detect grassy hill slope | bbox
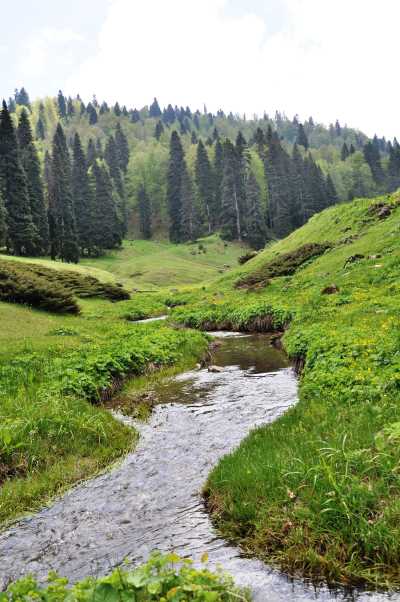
[171,192,400,587]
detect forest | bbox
[1,87,400,263]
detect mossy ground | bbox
[171,193,400,588]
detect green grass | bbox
[171,192,400,588]
[1,235,246,292]
[0,291,208,526]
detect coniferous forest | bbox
[1,87,400,261]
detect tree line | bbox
[144,125,338,250]
[0,100,129,262]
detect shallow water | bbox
[0,333,397,601]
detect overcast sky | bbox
[1,0,399,139]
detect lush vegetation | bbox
[1,552,249,602]
[170,192,400,588]
[2,88,400,267]
[0,288,208,524]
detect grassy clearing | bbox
[171,192,400,588]
[2,552,250,602]
[0,291,208,526]
[1,235,246,292]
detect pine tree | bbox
[155,120,164,141]
[341,142,349,161]
[17,109,49,255]
[115,123,130,172]
[195,140,214,234]
[245,171,267,250]
[296,123,309,149]
[167,131,185,243]
[50,124,80,263]
[0,101,37,255]
[149,97,162,118]
[57,90,67,118]
[72,133,93,255]
[137,184,152,239]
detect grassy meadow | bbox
[170,192,400,587]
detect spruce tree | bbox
[191,131,198,145]
[87,138,97,168]
[220,140,239,240]
[86,102,98,125]
[245,171,267,250]
[155,120,164,141]
[137,184,152,239]
[166,131,185,243]
[0,101,37,255]
[50,124,80,263]
[363,141,385,185]
[149,97,162,118]
[213,138,224,224]
[15,88,31,108]
[72,133,93,255]
[195,140,214,234]
[36,117,46,140]
[115,123,130,172]
[181,164,200,243]
[105,135,127,236]
[341,142,349,161]
[296,123,309,149]
[67,97,75,118]
[57,90,67,118]
[0,190,7,248]
[17,109,49,255]
[114,102,121,117]
[91,161,122,250]
[131,109,140,123]
[326,173,338,204]
[387,140,400,192]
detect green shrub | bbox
[1,552,250,601]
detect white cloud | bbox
[67,0,400,138]
[19,28,84,80]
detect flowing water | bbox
[0,333,397,601]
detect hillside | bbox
[171,192,400,587]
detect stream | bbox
[0,333,397,601]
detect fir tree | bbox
[57,90,67,118]
[86,102,98,125]
[341,142,349,161]
[0,101,37,255]
[213,138,224,224]
[195,140,214,234]
[15,87,30,108]
[326,173,338,204]
[166,131,185,243]
[105,135,127,236]
[0,190,7,248]
[220,139,240,241]
[181,164,199,242]
[131,109,141,123]
[149,97,162,118]
[115,123,130,172]
[17,109,49,255]
[137,184,152,239]
[50,123,80,263]
[296,123,309,149]
[91,161,122,250]
[72,133,93,255]
[245,171,267,250]
[36,117,46,140]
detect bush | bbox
[1,552,250,601]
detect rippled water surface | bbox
[0,333,397,601]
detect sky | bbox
[1,0,399,139]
